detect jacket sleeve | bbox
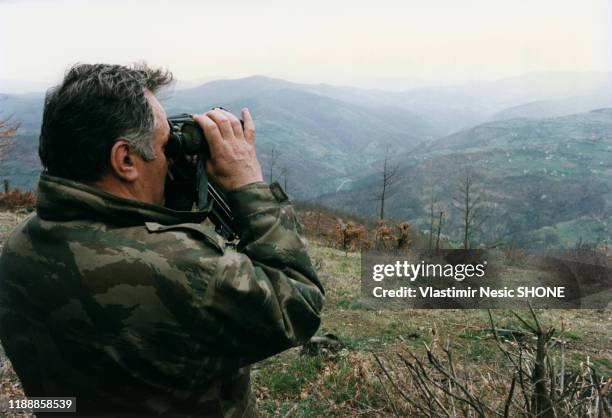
[187,182,324,372]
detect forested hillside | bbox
[321,109,612,247]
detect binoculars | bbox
[165,113,238,241]
[166,111,245,160]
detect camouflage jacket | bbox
[0,173,324,417]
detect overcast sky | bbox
[1,0,611,89]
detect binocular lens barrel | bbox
[166,114,210,159]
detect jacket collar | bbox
[36,173,211,226]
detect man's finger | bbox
[217,108,244,139]
[193,114,224,157]
[241,108,255,144]
[207,109,235,140]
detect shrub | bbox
[0,189,36,210]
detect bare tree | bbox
[374,307,608,417]
[423,160,446,250]
[266,146,281,184]
[452,168,487,249]
[376,148,400,220]
[0,118,18,198]
[428,185,436,250]
[435,210,444,251]
[0,118,18,162]
[279,166,290,192]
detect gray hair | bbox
[40,62,173,181]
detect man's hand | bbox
[193,108,263,191]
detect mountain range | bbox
[1,72,610,246]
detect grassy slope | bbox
[253,242,611,416]
[0,213,609,417]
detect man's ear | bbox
[109,140,139,182]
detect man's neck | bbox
[90,176,148,204]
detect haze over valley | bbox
[1,71,611,247]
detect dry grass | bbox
[0,211,28,250]
[0,214,609,417]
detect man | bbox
[0,63,324,417]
